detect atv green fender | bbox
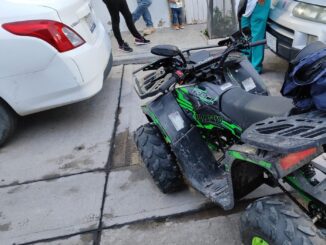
[142,92,235,210]
[224,145,277,178]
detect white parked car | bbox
[0,0,112,146]
[267,0,326,60]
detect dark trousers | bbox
[103,0,142,46]
[171,7,183,25]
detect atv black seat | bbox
[188,50,211,64]
[221,87,293,130]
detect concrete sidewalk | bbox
[112,24,209,65]
[0,23,292,244]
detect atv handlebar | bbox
[249,40,267,47]
[133,33,267,99]
[159,75,178,92]
[158,39,267,91]
[159,71,185,92]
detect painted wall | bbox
[91,0,208,31]
[184,0,208,24]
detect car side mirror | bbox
[151,45,181,57]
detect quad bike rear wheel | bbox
[240,195,325,245]
[134,123,185,193]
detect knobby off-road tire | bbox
[240,195,325,245]
[134,123,185,193]
[0,101,17,147]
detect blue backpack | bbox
[281,42,326,111]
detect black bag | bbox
[281,42,326,111]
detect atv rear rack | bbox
[241,110,326,153]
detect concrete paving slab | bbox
[102,164,282,228]
[112,65,149,168]
[0,172,105,244]
[102,165,209,227]
[116,65,148,135]
[112,24,208,65]
[261,49,288,96]
[0,66,122,186]
[38,233,95,245]
[101,213,241,245]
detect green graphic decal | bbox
[228,150,272,169]
[192,87,218,105]
[221,120,242,137]
[195,114,223,125]
[252,237,269,245]
[175,88,242,137]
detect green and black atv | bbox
[133,31,326,244]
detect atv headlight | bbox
[293,3,326,24]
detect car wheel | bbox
[0,101,17,147]
[134,123,185,193]
[240,196,325,245]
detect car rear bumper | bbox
[3,21,112,116]
[13,50,112,116]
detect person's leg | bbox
[141,0,154,27]
[142,7,155,35]
[133,0,146,23]
[171,8,179,29]
[249,0,271,73]
[133,0,154,35]
[177,8,184,27]
[119,0,143,39]
[103,0,124,46]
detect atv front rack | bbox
[134,67,167,99]
[241,110,326,153]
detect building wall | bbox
[184,0,208,24]
[91,0,208,31]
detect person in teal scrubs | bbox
[241,0,271,74]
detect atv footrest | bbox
[171,127,234,210]
[242,111,326,153]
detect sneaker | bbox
[119,42,133,52]
[135,37,150,45]
[179,25,185,29]
[143,27,156,35]
[150,27,156,34]
[172,25,180,30]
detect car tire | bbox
[0,101,17,147]
[134,123,185,193]
[240,195,325,245]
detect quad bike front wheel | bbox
[240,195,325,245]
[134,123,185,193]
